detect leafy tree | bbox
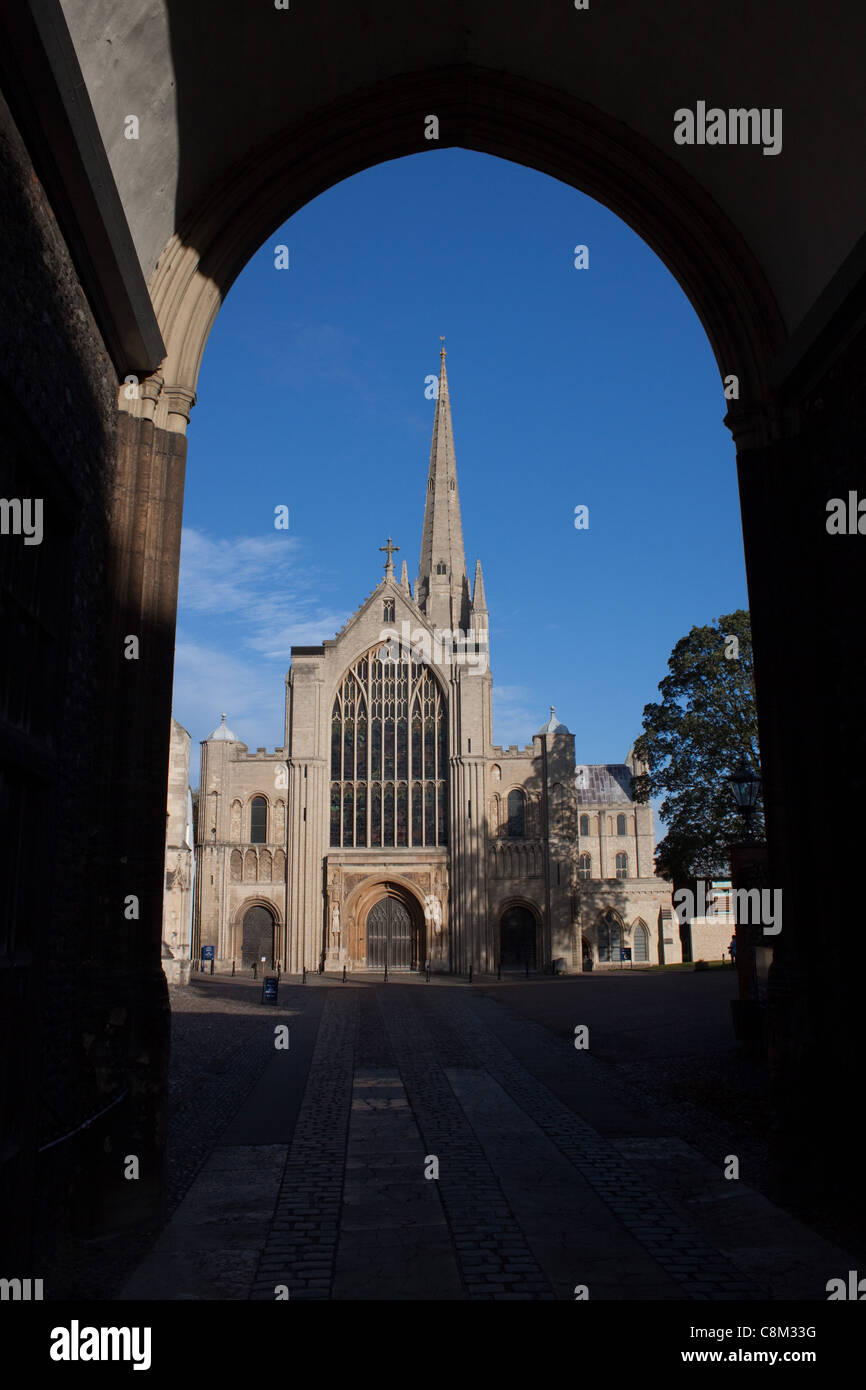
[631,610,762,880]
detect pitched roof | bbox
[575,764,635,804]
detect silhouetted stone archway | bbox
[4,2,866,1270]
[499,905,540,971]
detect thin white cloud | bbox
[174,528,349,753]
[492,684,541,750]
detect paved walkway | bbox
[120,975,858,1301]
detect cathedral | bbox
[191,349,677,974]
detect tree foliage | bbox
[631,610,762,881]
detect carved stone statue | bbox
[331,901,341,943]
[424,894,442,934]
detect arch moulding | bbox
[342,873,430,965]
[121,65,785,443]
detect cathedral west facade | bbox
[192,350,677,974]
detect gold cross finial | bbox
[379,537,400,571]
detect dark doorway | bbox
[499,906,537,970]
[366,897,415,970]
[242,905,275,967]
[582,938,594,972]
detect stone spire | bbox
[416,340,469,631]
[400,559,411,597]
[471,558,487,613]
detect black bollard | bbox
[210,959,214,975]
[231,960,235,977]
[425,960,430,983]
[342,965,347,983]
[302,966,307,985]
[253,961,257,980]
[384,963,388,984]
[469,965,472,983]
[497,962,501,981]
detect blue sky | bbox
[174,148,748,793]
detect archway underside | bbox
[125,65,785,440]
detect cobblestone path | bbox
[120,976,858,1302]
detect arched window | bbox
[507,789,525,838]
[633,920,649,962]
[578,852,592,880]
[579,814,590,837]
[598,912,622,963]
[250,796,267,844]
[617,812,628,836]
[491,763,501,782]
[329,646,447,847]
[615,851,628,880]
[435,560,447,574]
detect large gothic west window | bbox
[329,647,448,848]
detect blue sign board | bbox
[262,976,279,1004]
[201,945,215,961]
[621,948,632,962]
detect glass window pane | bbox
[331,712,341,779]
[250,796,267,844]
[370,782,381,845]
[355,783,367,845]
[396,783,408,845]
[371,720,382,778]
[397,718,408,780]
[356,719,367,781]
[411,782,423,845]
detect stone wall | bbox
[0,87,169,1274]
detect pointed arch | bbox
[597,908,625,963]
[633,919,650,963]
[329,644,447,848]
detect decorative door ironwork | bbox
[366,897,415,970]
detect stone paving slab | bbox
[446,1067,684,1301]
[117,975,862,1302]
[119,1145,287,1299]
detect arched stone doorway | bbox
[499,905,538,971]
[353,881,426,971]
[366,898,414,971]
[241,904,275,967]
